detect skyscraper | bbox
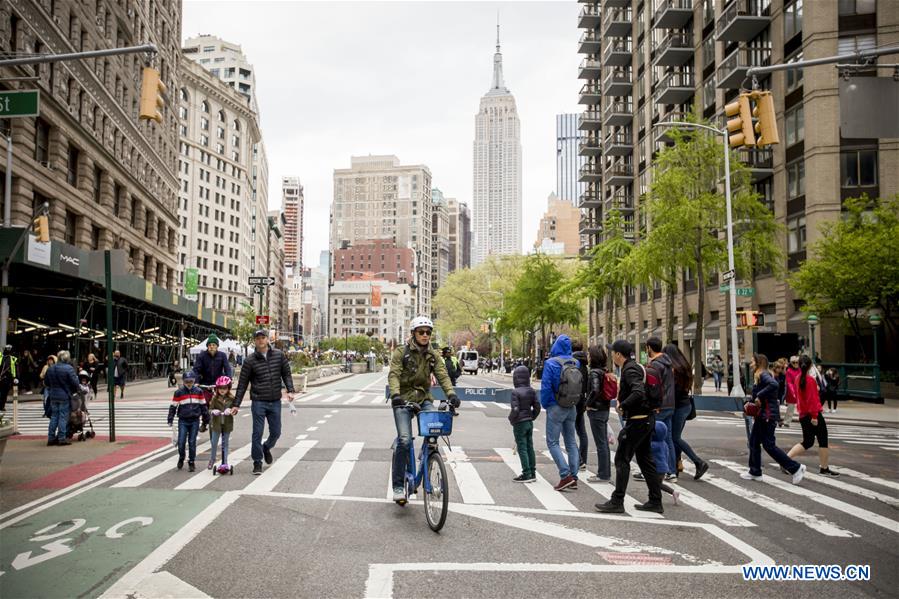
[447,198,471,272]
[431,189,451,307]
[282,177,303,270]
[472,25,522,265]
[183,35,259,114]
[555,113,585,204]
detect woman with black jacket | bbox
[663,344,708,481]
[743,353,805,484]
[585,345,612,482]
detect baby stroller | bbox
[68,387,96,442]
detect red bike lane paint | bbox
[15,436,170,490]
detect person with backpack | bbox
[571,339,590,472]
[539,334,582,492]
[663,344,709,480]
[596,339,663,513]
[585,345,615,482]
[508,364,541,482]
[638,337,676,481]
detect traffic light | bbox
[736,310,765,328]
[139,67,166,123]
[752,91,780,147]
[32,214,49,243]
[725,93,756,148]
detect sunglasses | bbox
[414,329,432,336]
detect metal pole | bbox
[722,131,744,399]
[0,44,157,68]
[0,133,12,350]
[809,324,816,360]
[745,46,899,78]
[105,250,115,442]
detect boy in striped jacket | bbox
[167,370,210,472]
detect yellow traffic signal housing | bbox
[753,91,780,147]
[139,67,166,123]
[725,94,756,148]
[32,214,49,243]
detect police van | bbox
[457,350,479,375]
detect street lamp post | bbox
[868,313,882,365]
[656,120,744,398]
[807,314,819,360]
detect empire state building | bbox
[472,26,522,265]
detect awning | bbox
[704,319,721,333]
[788,311,807,322]
[683,322,697,341]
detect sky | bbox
[183,0,582,268]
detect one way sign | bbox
[248,276,276,285]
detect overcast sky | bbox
[183,1,581,267]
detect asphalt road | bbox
[2,371,897,598]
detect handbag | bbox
[743,400,760,418]
[686,394,697,420]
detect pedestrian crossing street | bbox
[104,432,899,541]
[694,414,899,450]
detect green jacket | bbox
[388,340,455,404]
[209,392,235,433]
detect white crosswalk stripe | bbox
[175,443,253,490]
[441,446,494,505]
[314,442,364,496]
[496,447,577,511]
[113,440,213,488]
[468,401,486,409]
[14,401,171,437]
[832,466,899,492]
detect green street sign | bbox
[0,90,40,118]
[720,285,754,296]
[719,284,730,292]
[184,267,198,300]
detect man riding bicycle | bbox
[388,316,459,504]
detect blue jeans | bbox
[671,403,702,465]
[392,401,433,489]
[656,408,677,473]
[748,417,799,476]
[545,403,579,479]
[177,418,200,463]
[48,399,70,441]
[587,409,611,479]
[712,372,723,390]
[251,401,282,463]
[210,429,230,465]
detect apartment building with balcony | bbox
[578,0,898,365]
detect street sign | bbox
[184,267,198,301]
[720,285,754,296]
[722,269,735,282]
[719,284,731,293]
[252,285,265,295]
[255,315,270,325]
[0,90,40,118]
[248,276,276,285]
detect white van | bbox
[457,350,479,375]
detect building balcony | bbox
[579,58,603,80]
[654,0,694,29]
[580,216,602,235]
[602,68,633,96]
[716,0,771,42]
[579,135,603,157]
[604,129,633,156]
[653,32,693,67]
[653,112,689,142]
[578,30,602,55]
[717,46,771,89]
[736,147,774,181]
[579,162,603,183]
[602,101,633,127]
[604,161,634,186]
[603,8,633,38]
[578,4,602,29]
[578,82,602,105]
[578,189,603,209]
[579,109,602,131]
[602,0,632,7]
[603,39,633,67]
[608,194,636,212]
[653,70,694,104]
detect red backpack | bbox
[602,372,619,403]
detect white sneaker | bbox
[672,489,680,506]
[740,472,763,481]
[393,488,406,502]
[792,464,806,485]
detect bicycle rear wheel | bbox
[423,449,448,532]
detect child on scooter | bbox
[208,375,235,472]
[167,370,209,472]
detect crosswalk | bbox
[13,401,171,437]
[294,391,510,411]
[102,435,899,541]
[694,414,899,450]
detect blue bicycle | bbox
[396,402,456,532]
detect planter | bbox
[291,373,308,392]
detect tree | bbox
[790,195,899,361]
[643,121,783,391]
[507,253,583,357]
[231,302,257,354]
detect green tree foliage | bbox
[790,195,899,360]
[318,335,388,360]
[507,253,583,354]
[231,302,257,352]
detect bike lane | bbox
[0,487,220,598]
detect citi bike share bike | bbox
[395,401,457,532]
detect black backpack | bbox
[640,363,664,411]
[553,357,583,408]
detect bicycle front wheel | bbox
[423,449,448,532]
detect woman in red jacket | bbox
[787,355,839,476]
[782,356,801,427]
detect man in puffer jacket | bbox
[508,365,540,483]
[168,370,210,472]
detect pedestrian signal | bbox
[736,310,765,328]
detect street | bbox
[1,371,897,598]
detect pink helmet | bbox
[215,376,232,388]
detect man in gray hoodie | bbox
[509,365,540,482]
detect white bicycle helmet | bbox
[410,315,433,331]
